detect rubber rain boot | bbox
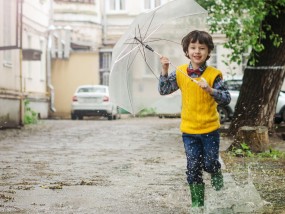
[189,183,205,207]
[211,170,224,191]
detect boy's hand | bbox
[198,77,213,94]
[160,56,170,76]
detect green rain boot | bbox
[211,170,224,191]
[189,183,205,207]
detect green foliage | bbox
[24,100,38,124]
[231,142,285,159]
[196,0,285,65]
[137,108,157,117]
[232,142,254,157]
[256,148,285,159]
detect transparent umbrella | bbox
[109,0,208,114]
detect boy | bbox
[159,30,231,208]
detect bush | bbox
[24,100,38,124]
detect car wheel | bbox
[115,107,121,119]
[282,110,285,123]
[71,113,77,120]
[218,106,229,124]
[108,114,113,120]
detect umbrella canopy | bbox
[109,0,208,114]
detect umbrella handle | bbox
[172,63,199,83]
[153,50,198,84]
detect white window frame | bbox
[107,0,126,13]
[99,50,112,85]
[143,0,161,10]
[100,51,112,71]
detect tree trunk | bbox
[228,9,285,140]
[233,126,269,153]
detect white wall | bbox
[22,0,50,119]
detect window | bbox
[54,0,95,3]
[144,0,161,10]
[78,87,106,93]
[99,51,112,85]
[108,0,126,12]
[100,52,112,70]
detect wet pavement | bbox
[0,116,282,213]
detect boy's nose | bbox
[195,49,200,53]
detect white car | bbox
[218,79,285,124]
[71,85,120,120]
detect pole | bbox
[19,0,24,126]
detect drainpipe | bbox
[47,0,56,113]
[102,0,107,45]
[47,26,56,113]
[19,0,24,126]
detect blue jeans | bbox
[182,130,221,184]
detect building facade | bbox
[101,0,245,81]
[21,0,51,119]
[0,0,22,128]
[49,0,102,118]
[0,0,50,128]
[0,0,249,126]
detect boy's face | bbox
[187,41,209,69]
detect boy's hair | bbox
[181,30,214,60]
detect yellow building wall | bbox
[50,52,99,118]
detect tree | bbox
[196,0,285,137]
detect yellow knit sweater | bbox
[176,64,222,134]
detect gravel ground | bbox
[0,117,285,214]
[0,117,190,214]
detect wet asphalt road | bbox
[0,117,193,214]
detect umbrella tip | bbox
[134,37,143,44]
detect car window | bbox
[225,80,242,91]
[78,87,106,93]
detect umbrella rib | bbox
[115,11,157,65]
[118,10,156,63]
[126,65,135,114]
[137,45,159,80]
[145,38,180,45]
[141,10,156,44]
[114,45,140,63]
[136,26,150,67]
[125,40,143,114]
[136,31,199,83]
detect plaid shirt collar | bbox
[188,62,207,75]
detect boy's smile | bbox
[187,42,209,69]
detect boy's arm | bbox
[211,76,231,105]
[158,71,179,95]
